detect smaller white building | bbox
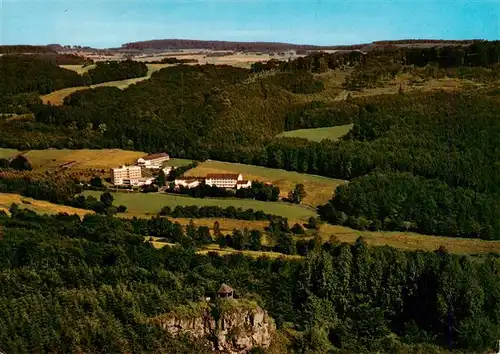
[137,152,170,169]
[125,177,155,187]
[174,178,201,189]
[162,166,173,176]
[236,180,252,189]
[205,173,243,189]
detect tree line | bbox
[0,209,499,352]
[159,204,281,221]
[168,180,280,202]
[318,171,500,240]
[81,60,148,85]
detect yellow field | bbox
[0,193,92,217]
[198,244,302,259]
[317,224,500,255]
[42,63,172,105]
[0,148,145,171]
[135,51,301,69]
[146,236,300,259]
[184,160,346,206]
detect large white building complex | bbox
[110,165,154,186]
[136,152,170,169]
[205,173,251,189]
[111,165,141,185]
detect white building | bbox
[127,177,155,187]
[137,152,170,169]
[205,173,251,189]
[174,178,201,189]
[111,165,142,185]
[162,166,173,176]
[236,180,252,189]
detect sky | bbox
[1,0,499,48]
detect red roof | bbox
[141,152,169,160]
[206,173,241,180]
[236,180,250,184]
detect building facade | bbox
[136,152,170,168]
[174,178,201,189]
[236,180,252,189]
[205,173,243,189]
[111,165,142,185]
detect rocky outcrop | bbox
[151,299,275,354]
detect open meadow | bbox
[164,158,193,167]
[278,124,354,142]
[0,193,91,217]
[184,160,346,206]
[41,63,172,105]
[0,148,145,171]
[59,64,96,74]
[156,217,500,255]
[83,190,316,221]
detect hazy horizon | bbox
[1,0,499,49]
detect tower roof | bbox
[218,283,234,294]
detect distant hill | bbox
[0,45,55,54]
[121,39,480,52]
[121,39,367,52]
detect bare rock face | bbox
[151,299,275,354]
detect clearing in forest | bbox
[161,217,500,255]
[147,238,302,259]
[277,124,354,142]
[184,160,346,206]
[0,148,144,171]
[83,190,316,221]
[59,64,96,74]
[318,224,500,255]
[41,63,172,105]
[0,193,92,217]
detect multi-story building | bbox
[205,173,252,189]
[111,165,142,185]
[128,177,155,187]
[174,178,202,189]
[136,152,170,169]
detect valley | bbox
[1,38,500,353]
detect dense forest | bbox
[82,60,148,85]
[0,210,499,353]
[1,43,500,241]
[0,55,82,96]
[0,45,55,54]
[120,38,364,51]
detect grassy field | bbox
[0,193,91,217]
[317,224,500,255]
[83,191,316,221]
[60,64,96,74]
[41,63,172,105]
[164,158,193,167]
[184,160,346,206]
[0,148,145,171]
[197,244,302,259]
[278,124,354,142]
[153,217,500,255]
[147,238,302,259]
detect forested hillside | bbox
[1,210,499,353]
[0,55,82,96]
[1,43,500,241]
[82,60,148,85]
